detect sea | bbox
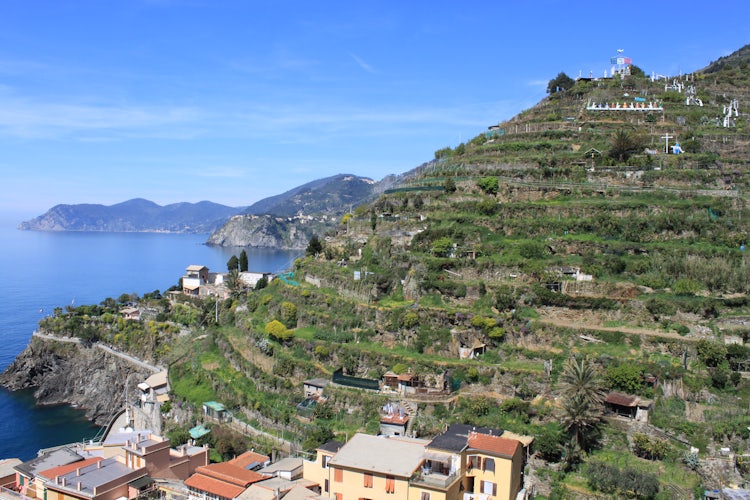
[0,215,300,460]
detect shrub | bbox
[633,433,669,460]
[673,278,702,296]
[696,340,727,367]
[265,320,294,341]
[476,176,499,195]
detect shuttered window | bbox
[363,472,373,488]
[385,475,395,494]
[334,468,343,482]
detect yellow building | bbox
[463,432,523,500]
[303,426,531,500]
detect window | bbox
[482,480,497,496]
[363,472,373,488]
[468,455,482,470]
[421,492,431,500]
[322,455,331,468]
[335,493,343,500]
[334,468,343,482]
[324,479,329,493]
[385,475,395,494]
[483,457,495,472]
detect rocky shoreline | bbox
[0,336,153,426]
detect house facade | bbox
[464,432,524,500]
[303,426,531,500]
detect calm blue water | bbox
[0,219,299,460]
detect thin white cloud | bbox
[349,52,376,74]
[0,95,200,139]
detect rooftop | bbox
[316,440,344,454]
[15,447,83,478]
[258,457,302,475]
[39,457,103,480]
[229,450,270,471]
[48,457,146,498]
[303,378,329,388]
[328,434,428,477]
[427,423,504,453]
[467,432,520,459]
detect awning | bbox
[424,451,453,462]
[129,476,155,490]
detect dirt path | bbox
[534,317,702,342]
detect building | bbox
[326,434,429,500]
[302,379,329,399]
[182,265,210,296]
[120,307,141,321]
[258,458,303,481]
[121,433,208,481]
[604,392,653,422]
[464,432,524,500]
[43,456,148,500]
[203,401,229,422]
[184,460,266,500]
[0,459,21,492]
[379,403,410,437]
[137,371,170,405]
[303,426,532,500]
[302,441,343,498]
[14,447,84,498]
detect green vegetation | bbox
[39,49,750,493]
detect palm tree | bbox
[559,357,606,452]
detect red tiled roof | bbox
[196,462,265,486]
[185,473,247,499]
[229,450,270,470]
[380,413,409,425]
[605,392,640,407]
[467,432,520,458]
[39,457,103,479]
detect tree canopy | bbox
[547,72,575,94]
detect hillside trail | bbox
[533,316,701,343]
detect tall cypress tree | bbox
[239,249,248,272]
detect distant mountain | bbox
[244,174,378,217]
[205,174,389,248]
[18,198,243,233]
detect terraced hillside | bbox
[20,46,750,498]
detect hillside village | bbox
[2,45,750,500]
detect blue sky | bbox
[1,1,748,219]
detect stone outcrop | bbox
[0,337,152,426]
[206,214,317,249]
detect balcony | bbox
[411,469,460,489]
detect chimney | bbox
[97,460,102,469]
[77,482,82,492]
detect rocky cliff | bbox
[0,337,152,426]
[206,214,319,249]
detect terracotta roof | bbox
[380,413,409,425]
[229,451,270,470]
[185,473,248,499]
[197,462,265,486]
[467,432,520,458]
[39,457,103,479]
[605,392,640,407]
